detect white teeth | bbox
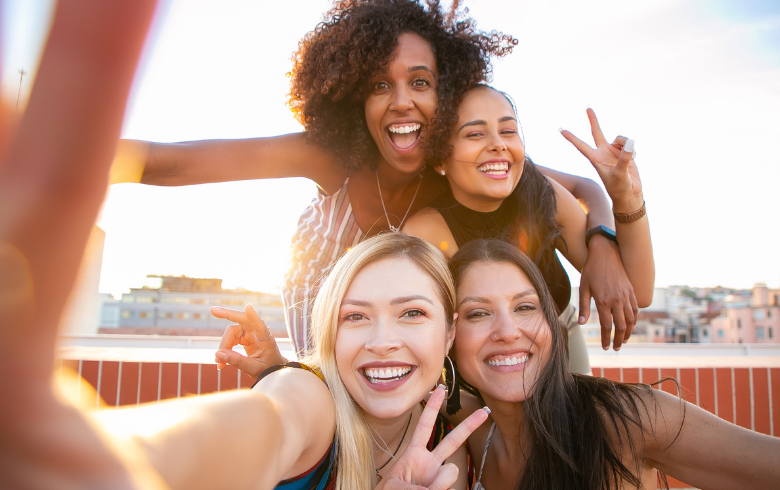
[477,162,509,174]
[486,354,529,367]
[364,366,412,383]
[389,124,421,134]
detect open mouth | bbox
[477,162,510,176]
[486,353,529,367]
[362,366,414,384]
[388,123,422,150]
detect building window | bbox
[120,310,132,319]
[757,327,765,340]
[718,330,724,338]
[753,309,765,320]
[702,328,708,337]
[139,311,152,319]
[158,311,173,320]
[655,329,661,337]
[770,328,774,339]
[176,312,190,320]
[121,296,134,303]
[136,296,156,303]
[193,313,206,320]
[737,319,742,329]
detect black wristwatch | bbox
[585,225,618,247]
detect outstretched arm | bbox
[113,133,348,193]
[642,390,780,490]
[0,1,158,488]
[560,109,654,307]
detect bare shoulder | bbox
[255,366,336,478]
[403,208,458,258]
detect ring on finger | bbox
[255,330,272,342]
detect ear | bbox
[445,313,457,352]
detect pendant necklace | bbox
[370,411,413,482]
[375,170,423,233]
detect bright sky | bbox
[3,0,780,295]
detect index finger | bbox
[587,108,608,146]
[407,385,447,450]
[431,407,489,463]
[210,306,248,323]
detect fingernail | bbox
[603,345,609,351]
[632,150,637,159]
[558,127,564,133]
[615,346,621,351]
[437,383,446,391]
[215,351,227,362]
[482,406,491,414]
[578,316,585,324]
[623,139,635,153]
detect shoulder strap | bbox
[476,422,496,483]
[251,361,326,388]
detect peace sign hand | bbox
[377,386,489,490]
[212,304,287,378]
[559,109,644,213]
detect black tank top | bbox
[432,188,571,314]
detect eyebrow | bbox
[458,289,537,306]
[341,295,434,307]
[457,115,516,133]
[409,65,436,77]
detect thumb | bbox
[578,284,591,325]
[214,348,263,378]
[427,463,459,490]
[615,138,634,175]
[376,477,428,490]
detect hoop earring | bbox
[445,355,456,400]
[443,355,461,415]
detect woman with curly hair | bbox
[115,0,635,361]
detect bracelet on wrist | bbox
[586,225,618,247]
[614,201,646,224]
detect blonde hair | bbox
[303,233,455,489]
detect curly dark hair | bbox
[288,0,516,171]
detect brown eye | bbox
[401,309,425,319]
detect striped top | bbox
[282,178,363,356]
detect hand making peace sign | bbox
[559,108,644,213]
[376,386,489,490]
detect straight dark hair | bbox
[449,239,670,490]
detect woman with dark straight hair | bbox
[446,239,780,490]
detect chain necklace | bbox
[370,411,413,482]
[375,170,423,233]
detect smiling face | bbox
[364,32,439,175]
[442,87,525,212]
[453,261,551,403]
[335,256,454,419]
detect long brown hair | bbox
[449,239,669,490]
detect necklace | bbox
[375,170,423,233]
[370,411,414,482]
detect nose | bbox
[364,316,403,356]
[487,131,507,153]
[491,309,523,343]
[389,85,414,113]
